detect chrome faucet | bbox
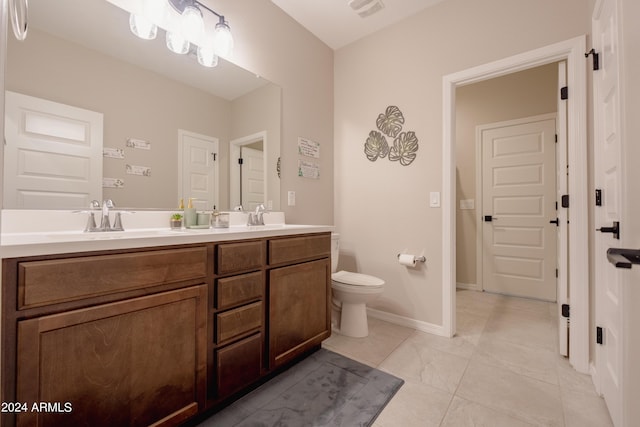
[247,204,265,226]
[77,199,130,232]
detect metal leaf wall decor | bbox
[364,105,419,166]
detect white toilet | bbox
[331,233,384,338]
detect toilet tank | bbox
[331,233,339,273]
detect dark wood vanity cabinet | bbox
[212,240,266,399]
[1,232,331,426]
[267,234,332,368]
[2,246,210,427]
[16,286,207,427]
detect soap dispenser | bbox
[184,198,197,228]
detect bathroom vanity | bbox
[0,220,332,427]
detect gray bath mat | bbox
[196,348,404,426]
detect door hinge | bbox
[561,195,569,208]
[560,86,568,100]
[238,158,244,165]
[561,304,570,318]
[212,153,217,162]
[596,326,604,345]
[595,189,602,206]
[585,48,600,71]
[555,134,558,143]
[555,268,558,278]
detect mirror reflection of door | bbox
[230,131,267,211]
[240,145,265,212]
[178,130,219,211]
[4,91,103,209]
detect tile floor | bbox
[322,290,614,427]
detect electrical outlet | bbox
[288,191,296,206]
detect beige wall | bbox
[455,63,558,286]
[213,0,334,224]
[621,0,640,421]
[334,0,591,327]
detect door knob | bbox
[550,218,560,226]
[597,221,620,240]
[484,215,497,222]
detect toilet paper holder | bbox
[397,254,426,263]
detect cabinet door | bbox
[215,333,262,398]
[16,285,207,427]
[268,259,330,368]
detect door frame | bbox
[442,35,589,373]
[229,131,268,210]
[475,113,559,299]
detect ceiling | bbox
[271,0,447,50]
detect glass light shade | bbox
[143,0,166,22]
[214,21,234,58]
[197,45,219,67]
[129,13,157,40]
[181,5,204,42]
[166,31,189,54]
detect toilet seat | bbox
[331,270,384,287]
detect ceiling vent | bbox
[347,0,385,18]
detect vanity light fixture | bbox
[213,17,234,59]
[128,0,234,65]
[129,13,158,40]
[180,3,205,42]
[166,30,190,54]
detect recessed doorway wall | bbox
[455,64,559,294]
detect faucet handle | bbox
[72,210,98,232]
[111,211,135,231]
[89,200,100,209]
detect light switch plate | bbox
[430,192,440,208]
[287,191,296,206]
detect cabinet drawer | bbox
[216,272,263,309]
[216,301,262,343]
[216,333,262,398]
[268,234,330,265]
[17,247,208,309]
[216,241,264,275]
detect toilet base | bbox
[335,302,369,338]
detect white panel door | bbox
[481,116,557,301]
[4,91,103,208]
[178,130,218,211]
[594,0,623,424]
[240,147,264,212]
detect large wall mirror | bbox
[3,0,281,211]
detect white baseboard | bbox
[456,282,481,291]
[590,362,602,396]
[366,307,447,337]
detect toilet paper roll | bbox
[398,254,416,267]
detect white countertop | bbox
[0,210,333,258]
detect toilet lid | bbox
[332,270,385,287]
